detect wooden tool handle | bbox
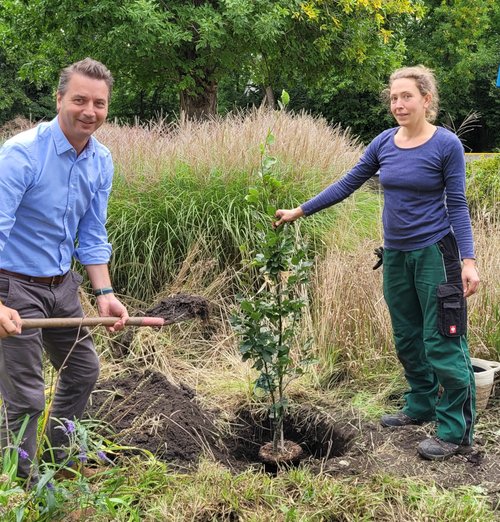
[21,316,166,329]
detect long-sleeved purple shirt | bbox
[301,126,475,259]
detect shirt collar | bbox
[50,116,96,158]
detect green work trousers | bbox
[383,233,475,445]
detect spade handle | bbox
[21,316,166,329]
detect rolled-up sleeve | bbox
[74,154,113,265]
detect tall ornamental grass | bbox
[99,109,363,301]
[309,220,500,386]
[102,108,362,184]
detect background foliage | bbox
[1,0,498,149]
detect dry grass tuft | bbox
[308,218,500,385]
[467,221,500,358]
[0,116,35,140]
[310,238,394,382]
[99,107,363,185]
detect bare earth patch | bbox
[87,368,500,508]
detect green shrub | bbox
[466,156,500,222]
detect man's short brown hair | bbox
[57,58,114,99]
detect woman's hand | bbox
[274,207,305,228]
[462,259,480,298]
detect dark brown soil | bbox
[87,370,227,466]
[87,368,500,508]
[113,293,210,355]
[146,293,210,323]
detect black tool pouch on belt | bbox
[436,284,467,337]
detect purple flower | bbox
[77,451,87,463]
[46,482,55,491]
[64,420,76,434]
[17,447,29,460]
[97,450,114,465]
[97,451,107,461]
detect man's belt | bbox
[0,269,68,285]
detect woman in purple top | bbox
[275,65,480,461]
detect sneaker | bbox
[380,411,424,427]
[417,436,472,461]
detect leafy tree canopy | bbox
[404,0,500,150]
[0,0,422,119]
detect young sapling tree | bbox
[231,92,313,463]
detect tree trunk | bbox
[179,78,218,121]
[261,85,276,109]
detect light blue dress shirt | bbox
[0,117,113,276]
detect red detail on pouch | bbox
[450,325,457,334]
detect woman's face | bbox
[389,78,430,128]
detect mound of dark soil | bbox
[87,369,226,465]
[113,293,210,355]
[146,293,210,323]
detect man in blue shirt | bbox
[0,58,128,484]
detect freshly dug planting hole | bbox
[228,406,355,466]
[87,369,356,472]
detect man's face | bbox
[57,73,109,151]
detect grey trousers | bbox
[0,271,99,478]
